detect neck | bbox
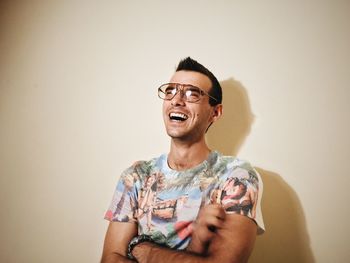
[167,138,211,171]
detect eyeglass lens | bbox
[159,84,202,102]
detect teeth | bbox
[169,112,188,120]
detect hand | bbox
[187,204,226,255]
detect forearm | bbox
[101,253,136,263]
[132,223,255,263]
[132,242,207,263]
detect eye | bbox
[165,86,176,95]
[185,87,201,99]
[161,85,178,99]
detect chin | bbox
[166,129,186,139]
[167,131,185,139]
[168,130,199,142]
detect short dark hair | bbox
[176,57,222,106]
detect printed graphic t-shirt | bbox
[105,151,265,250]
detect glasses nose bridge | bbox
[173,84,187,100]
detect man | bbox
[101,57,265,263]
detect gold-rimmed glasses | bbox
[157,83,217,103]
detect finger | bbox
[215,205,226,220]
[194,224,216,241]
[196,215,224,231]
[206,217,225,231]
[200,204,226,220]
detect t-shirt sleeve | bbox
[215,163,265,234]
[104,167,138,223]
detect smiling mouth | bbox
[169,112,188,122]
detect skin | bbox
[132,213,257,263]
[101,70,257,263]
[163,71,222,171]
[101,221,137,262]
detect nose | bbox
[171,87,186,106]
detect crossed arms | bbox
[101,204,257,263]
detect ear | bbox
[206,104,223,133]
[211,104,223,123]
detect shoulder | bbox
[120,155,165,179]
[213,154,265,231]
[213,152,256,171]
[213,152,261,185]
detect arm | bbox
[132,212,257,263]
[206,213,257,262]
[101,221,138,263]
[186,204,226,255]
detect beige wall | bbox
[1,1,349,262]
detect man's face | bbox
[162,70,220,142]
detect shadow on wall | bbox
[250,169,315,263]
[206,78,253,157]
[206,78,315,263]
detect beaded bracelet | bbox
[127,234,153,260]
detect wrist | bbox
[132,241,157,262]
[127,234,153,260]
